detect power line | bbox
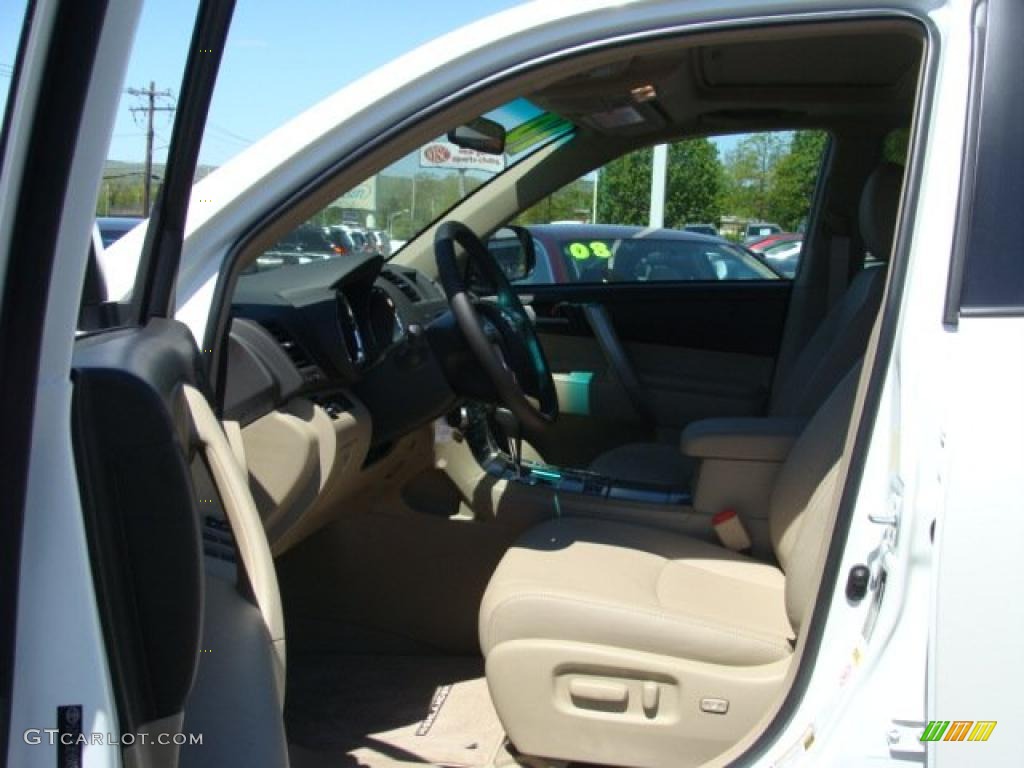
[126,81,175,215]
[207,122,252,145]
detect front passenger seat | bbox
[588,162,902,487]
[480,364,861,768]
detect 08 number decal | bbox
[567,241,612,260]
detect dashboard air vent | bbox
[259,321,323,383]
[380,269,422,303]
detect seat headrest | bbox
[858,162,904,261]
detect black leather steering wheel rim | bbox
[434,220,558,432]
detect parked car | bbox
[275,223,338,255]
[757,240,802,280]
[746,232,801,252]
[95,215,143,248]
[512,223,779,284]
[247,223,340,272]
[747,232,803,276]
[682,222,719,236]
[323,225,356,255]
[743,220,783,242]
[333,224,374,253]
[367,229,392,257]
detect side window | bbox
[77,0,199,329]
[0,1,30,131]
[511,130,828,284]
[953,0,1024,314]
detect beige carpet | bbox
[287,655,506,768]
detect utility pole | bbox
[649,144,668,229]
[126,81,174,216]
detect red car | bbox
[746,232,801,251]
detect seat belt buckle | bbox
[712,508,752,554]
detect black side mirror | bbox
[485,226,536,284]
[448,117,506,155]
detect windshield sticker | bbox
[505,112,574,156]
[566,241,613,260]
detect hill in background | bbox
[98,160,218,216]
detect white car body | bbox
[4,0,1020,767]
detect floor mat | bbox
[286,654,506,768]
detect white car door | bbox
[0,3,141,766]
[1,3,289,768]
[929,1,1024,765]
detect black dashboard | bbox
[230,254,456,445]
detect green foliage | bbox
[664,138,725,227]
[595,146,653,225]
[764,131,829,230]
[883,128,909,166]
[96,161,217,217]
[721,133,785,220]
[711,130,828,230]
[515,142,722,227]
[518,133,826,234]
[376,171,487,239]
[96,180,145,216]
[515,178,595,225]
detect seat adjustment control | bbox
[642,681,659,717]
[569,678,628,711]
[700,698,729,715]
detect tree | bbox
[665,138,724,226]
[764,131,828,230]
[595,147,653,225]
[722,133,786,219]
[515,178,595,225]
[588,138,725,227]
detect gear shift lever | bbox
[494,407,523,478]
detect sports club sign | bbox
[335,177,377,212]
[419,141,506,173]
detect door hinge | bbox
[869,475,904,578]
[862,475,903,637]
[869,474,903,529]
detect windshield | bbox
[247,98,573,273]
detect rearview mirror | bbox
[448,117,506,155]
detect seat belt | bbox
[827,235,852,309]
[582,303,655,425]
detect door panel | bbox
[521,282,790,467]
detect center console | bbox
[459,404,692,507]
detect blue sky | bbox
[0,0,527,167]
[1,1,745,170]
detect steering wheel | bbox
[434,221,558,432]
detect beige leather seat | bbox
[589,163,902,487]
[480,364,860,768]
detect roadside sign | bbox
[419,140,505,173]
